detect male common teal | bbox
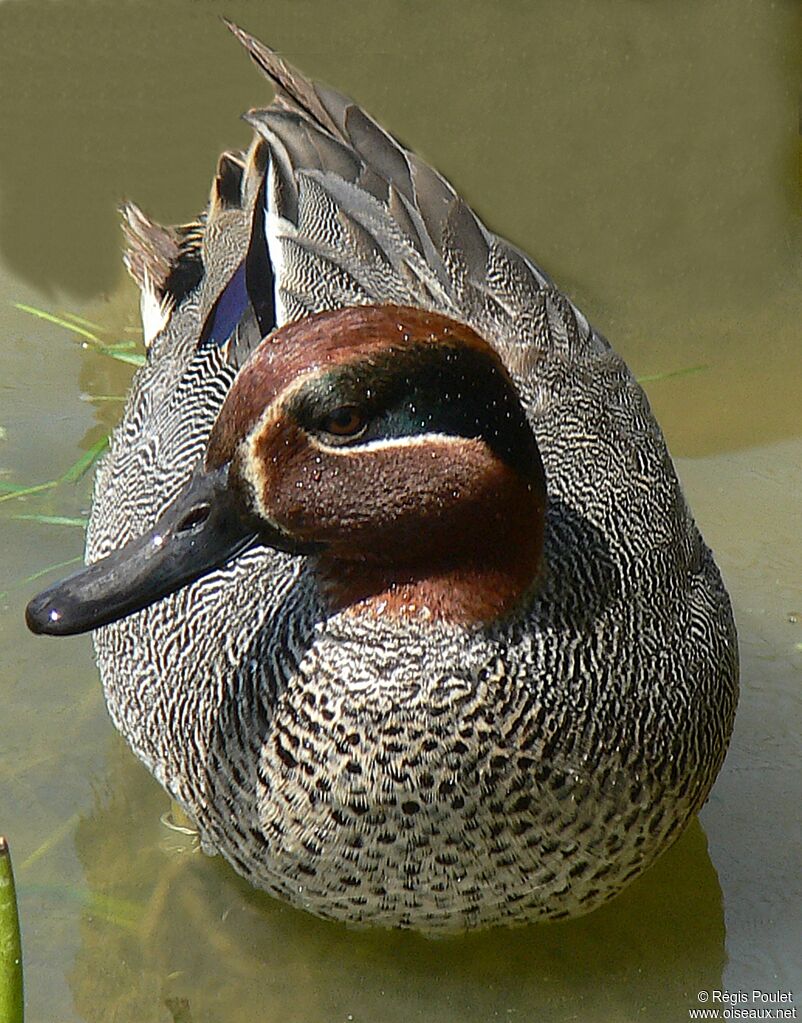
[26,25,738,931]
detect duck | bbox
[25,23,738,931]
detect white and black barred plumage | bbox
[84,25,737,930]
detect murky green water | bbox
[0,2,799,1020]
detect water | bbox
[0,2,799,1020]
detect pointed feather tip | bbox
[210,150,246,212]
[222,19,344,140]
[223,19,292,116]
[118,199,149,230]
[223,18,279,65]
[118,200,173,251]
[117,200,180,301]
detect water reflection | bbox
[70,739,724,1023]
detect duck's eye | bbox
[319,406,367,440]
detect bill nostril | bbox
[177,504,212,533]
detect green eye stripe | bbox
[288,344,540,478]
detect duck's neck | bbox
[313,483,546,626]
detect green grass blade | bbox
[95,347,146,367]
[0,837,24,1023]
[100,340,137,351]
[637,363,709,384]
[11,515,87,527]
[0,481,57,505]
[59,311,103,331]
[24,556,83,584]
[15,304,145,365]
[60,436,109,484]
[0,435,108,506]
[18,883,142,934]
[0,481,38,495]
[18,815,81,874]
[13,302,100,344]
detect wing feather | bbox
[224,22,600,380]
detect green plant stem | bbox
[11,515,87,527]
[14,302,144,365]
[13,302,100,343]
[0,837,24,1023]
[637,363,709,384]
[0,481,57,505]
[60,311,103,331]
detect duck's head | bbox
[26,306,546,635]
